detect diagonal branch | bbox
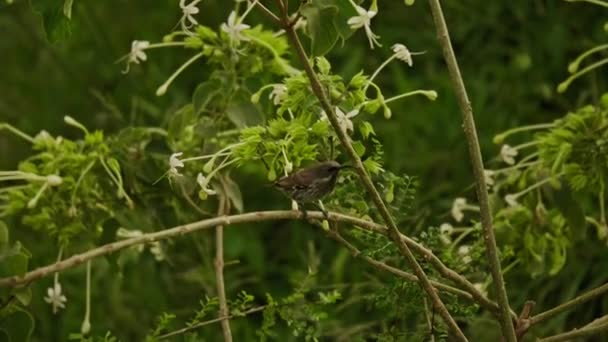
[537,315,608,342]
[324,228,473,300]
[529,282,608,326]
[279,8,467,341]
[426,0,517,340]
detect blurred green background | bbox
[1,0,607,341]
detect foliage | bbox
[0,0,607,341]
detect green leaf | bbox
[352,141,366,157]
[223,175,244,213]
[14,287,32,306]
[192,79,223,115]
[0,249,29,278]
[63,0,74,19]
[300,3,339,56]
[0,307,34,342]
[226,101,263,129]
[32,0,74,43]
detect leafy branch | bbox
[271,1,468,340]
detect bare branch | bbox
[530,282,608,326]
[325,229,472,300]
[215,182,232,342]
[280,8,468,342]
[537,315,608,342]
[426,0,517,340]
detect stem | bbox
[568,44,608,72]
[384,90,437,104]
[158,306,266,340]
[81,261,92,334]
[426,0,517,340]
[364,55,396,92]
[558,57,608,93]
[215,183,232,342]
[281,12,467,341]
[156,52,204,96]
[0,123,34,143]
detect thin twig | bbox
[215,180,232,342]
[158,305,266,340]
[537,317,608,342]
[426,1,517,340]
[529,282,608,326]
[251,1,281,24]
[279,6,467,341]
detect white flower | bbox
[392,44,412,66]
[197,172,217,195]
[129,40,149,65]
[221,11,251,43]
[484,169,495,186]
[458,245,472,264]
[321,107,359,134]
[440,223,453,235]
[180,0,201,34]
[44,282,67,314]
[347,3,381,49]
[439,223,453,244]
[285,160,293,174]
[500,144,518,165]
[451,197,467,222]
[269,84,287,105]
[169,152,185,176]
[504,194,519,207]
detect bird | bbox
[273,160,349,219]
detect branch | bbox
[0,210,501,318]
[426,1,517,340]
[280,9,468,342]
[537,315,608,342]
[158,305,266,340]
[325,228,473,301]
[529,282,608,326]
[215,183,232,342]
[360,220,514,320]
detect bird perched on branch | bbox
[273,160,350,219]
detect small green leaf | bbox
[300,3,339,56]
[63,0,74,19]
[352,141,366,157]
[192,79,223,114]
[223,176,244,213]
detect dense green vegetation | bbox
[0,0,607,341]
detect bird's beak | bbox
[339,164,354,170]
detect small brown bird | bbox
[274,160,349,218]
